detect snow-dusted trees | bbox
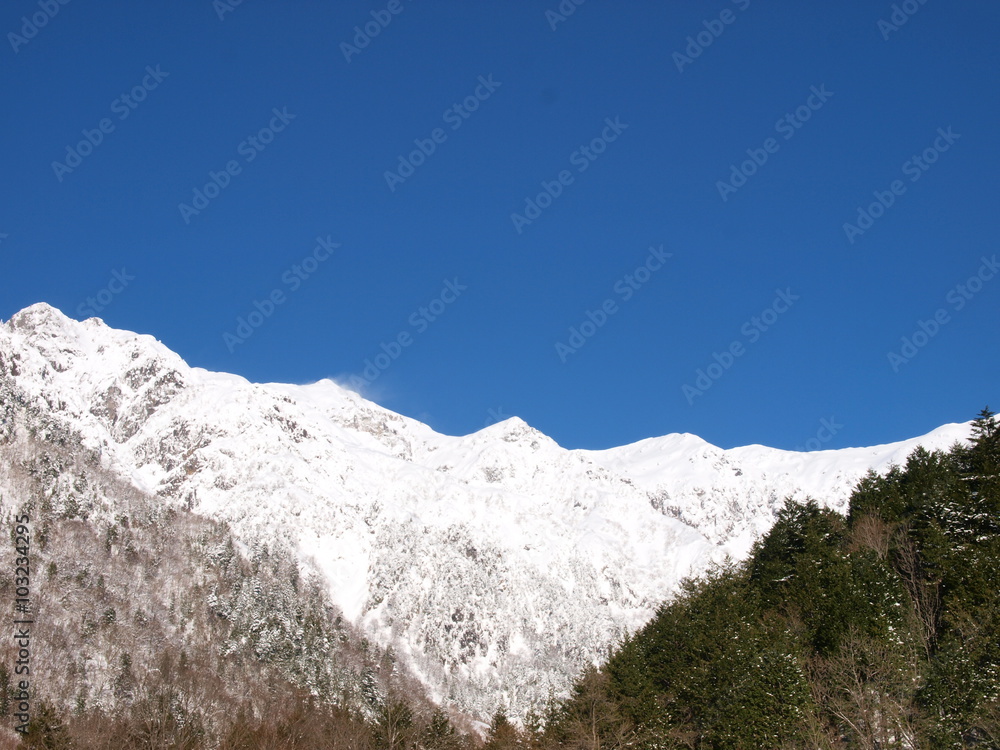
[0,382,462,749]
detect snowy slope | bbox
[0,303,972,720]
[584,422,969,557]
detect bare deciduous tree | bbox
[810,628,921,750]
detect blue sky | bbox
[2,0,998,451]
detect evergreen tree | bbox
[971,406,998,447]
[848,466,905,526]
[749,499,856,654]
[421,709,462,750]
[483,709,524,750]
[963,406,1000,501]
[20,700,72,749]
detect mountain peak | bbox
[480,415,554,446]
[6,300,71,329]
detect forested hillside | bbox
[538,409,1000,749]
[0,375,471,749]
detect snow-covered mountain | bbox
[0,303,972,720]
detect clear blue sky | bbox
[3,1,998,450]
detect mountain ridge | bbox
[0,302,973,720]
